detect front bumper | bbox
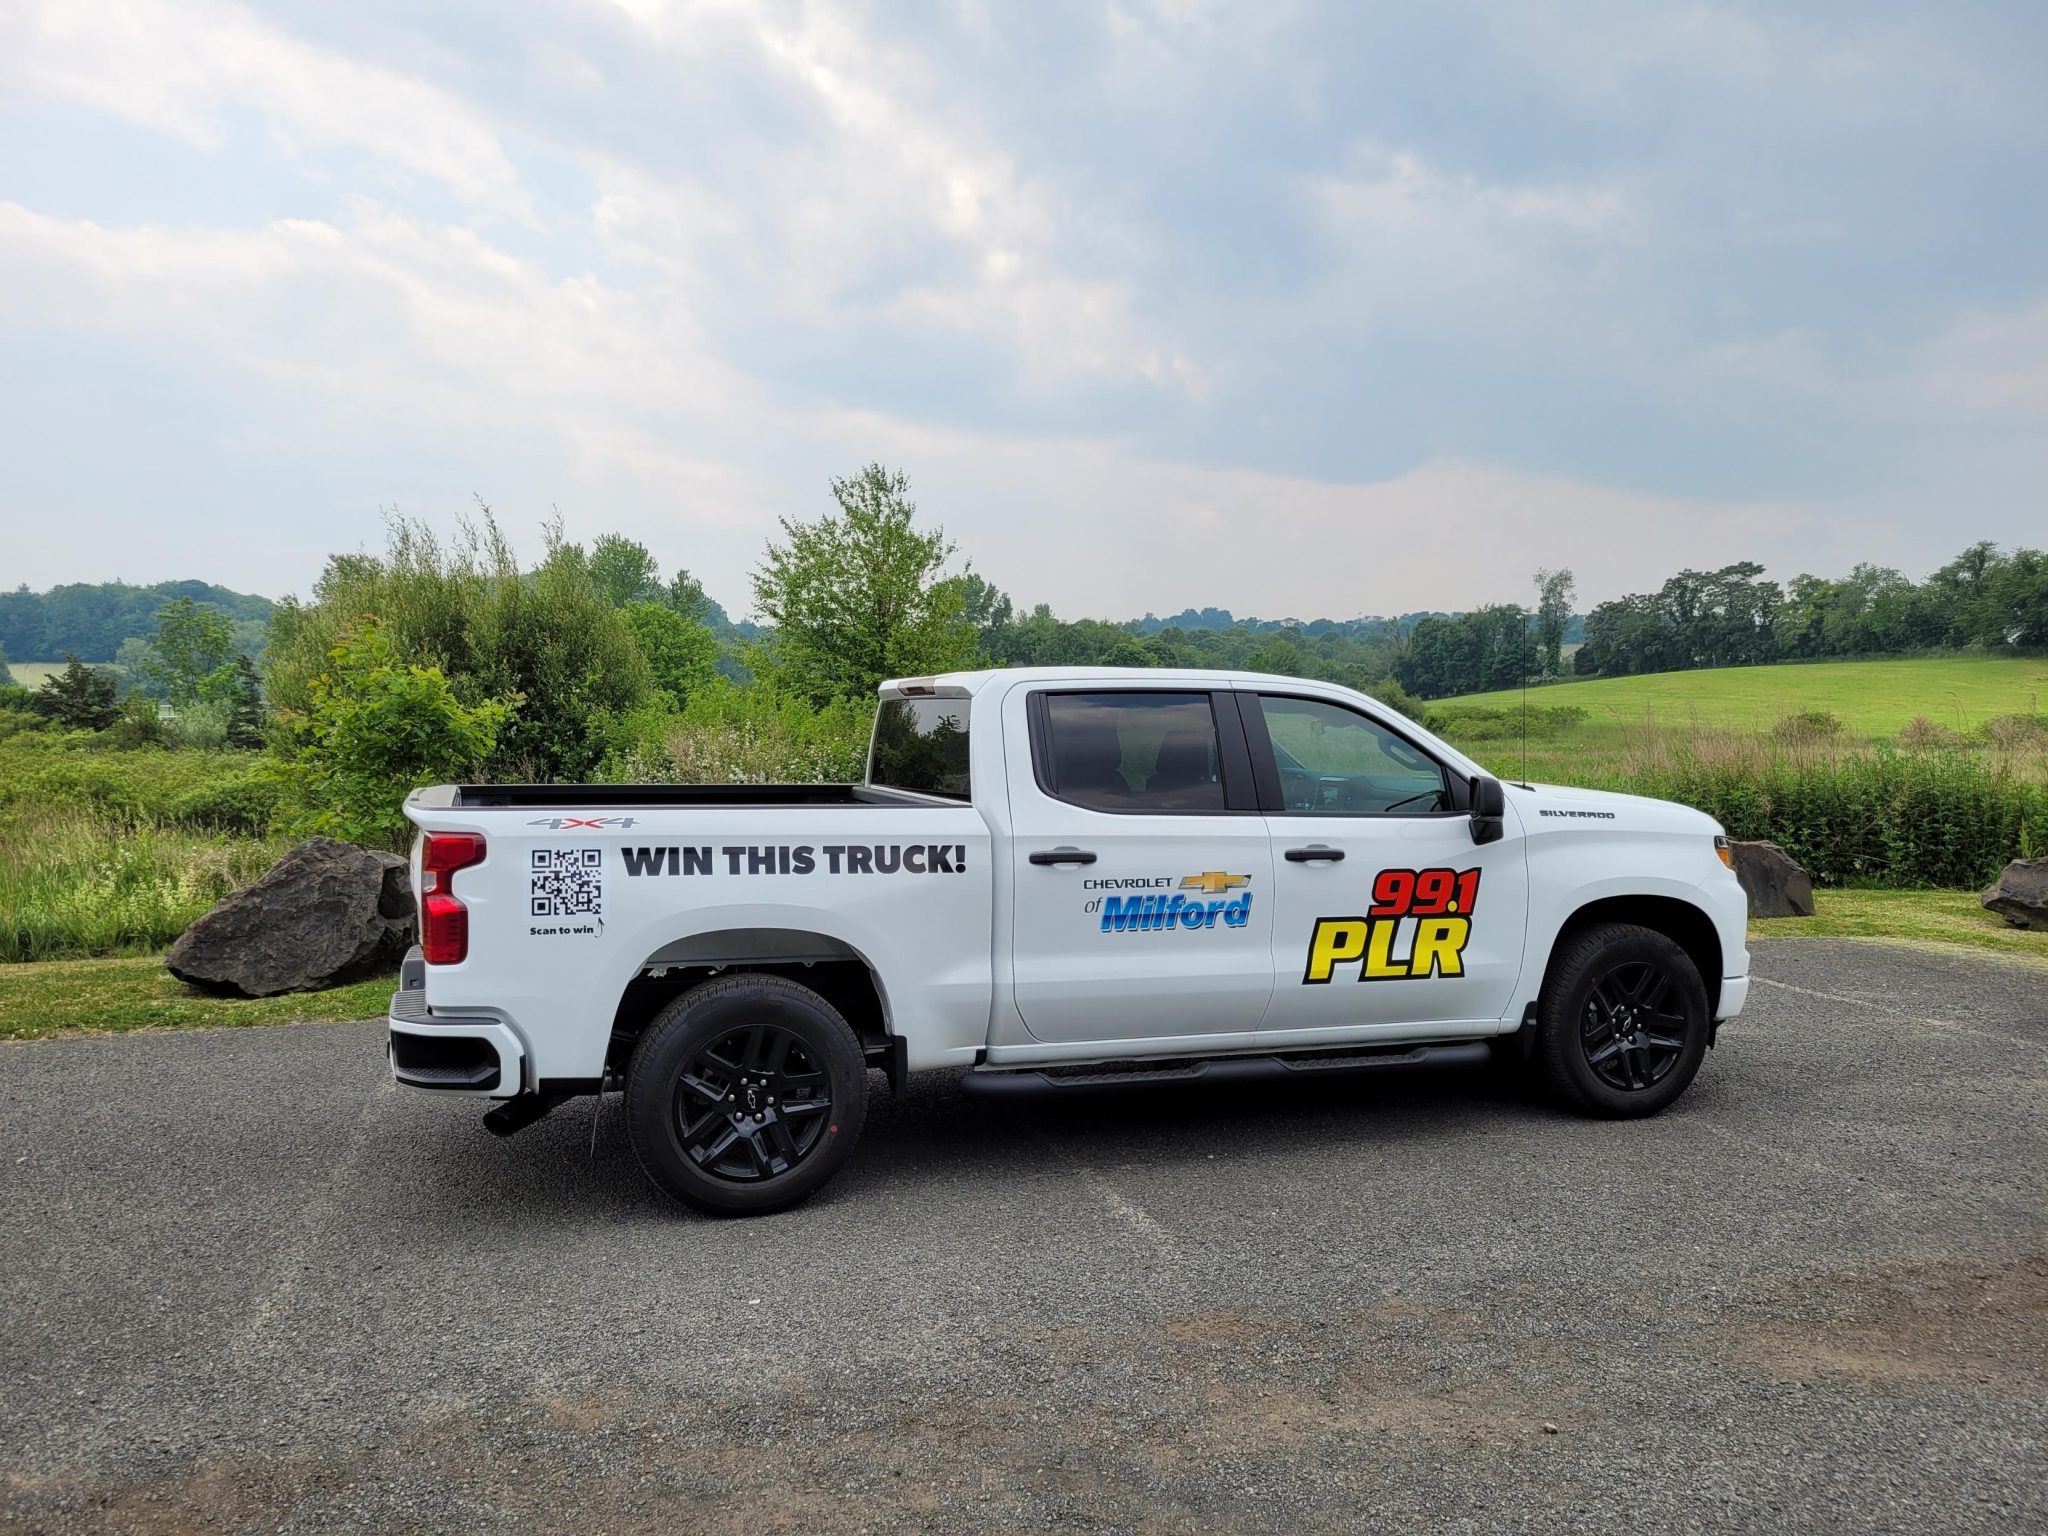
[387,949,525,1098]
[1715,973,1750,1022]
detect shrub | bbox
[166,777,284,836]
[1978,713,2048,749]
[1898,716,1964,749]
[1427,703,1587,742]
[1368,678,1427,723]
[273,619,516,847]
[1771,710,1843,743]
[602,683,873,785]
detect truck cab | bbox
[391,667,1750,1213]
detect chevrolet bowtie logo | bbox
[1180,871,1252,894]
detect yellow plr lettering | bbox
[1408,916,1471,978]
[1363,917,1408,979]
[1304,918,1368,984]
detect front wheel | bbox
[1537,924,1709,1117]
[625,974,869,1215]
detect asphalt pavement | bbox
[1,939,2043,1534]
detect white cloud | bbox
[0,0,531,218]
[579,0,1199,395]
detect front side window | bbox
[1042,692,1225,812]
[1257,695,1448,815]
[870,697,971,799]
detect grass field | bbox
[1449,656,2048,737]
[0,957,395,1041]
[4,661,73,691]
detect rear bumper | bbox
[387,950,525,1098]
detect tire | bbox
[1537,923,1709,1118]
[625,974,869,1216]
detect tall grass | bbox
[0,805,286,962]
[1466,723,2048,888]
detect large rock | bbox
[167,837,414,996]
[1728,840,1815,919]
[1981,857,2048,931]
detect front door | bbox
[1244,691,1529,1044]
[1007,687,1276,1049]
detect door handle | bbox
[1284,845,1345,863]
[1029,847,1098,866]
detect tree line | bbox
[0,580,271,665]
[1574,549,2048,680]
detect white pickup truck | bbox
[390,667,1750,1213]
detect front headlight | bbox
[1714,834,1734,869]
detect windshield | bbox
[869,697,971,800]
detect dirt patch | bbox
[1715,1250,2048,1389]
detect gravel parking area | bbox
[2,939,2043,1534]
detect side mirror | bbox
[1468,774,1505,845]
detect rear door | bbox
[1246,691,1528,1045]
[1005,686,1276,1049]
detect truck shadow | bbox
[375,1058,1576,1226]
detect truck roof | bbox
[881,665,1357,696]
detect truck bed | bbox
[418,783,951,810]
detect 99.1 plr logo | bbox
[1302,867,1481,984]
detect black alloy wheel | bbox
[626,973,869,1216]
[1579,960,1690,1091]
[1536,922,1709,1118]
[674,1023,834,1181]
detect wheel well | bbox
[1547,896,1724,1017]
[606,957,890,1077]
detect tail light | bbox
[420,832,487,965]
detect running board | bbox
[958,1041,1492,1097]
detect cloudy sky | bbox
[3,0,2043,621]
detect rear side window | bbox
[870,698,971,800]
[1041,692,1225,813]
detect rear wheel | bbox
[1537,923,1708,1117]
[625,974,869,1215]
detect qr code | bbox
[530,847,603,918]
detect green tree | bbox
[588,534,664,608]
[1533,568,1575,677]
[144,597,236,705]
[750,464,978,703]
[222,652,267,749]
[0,640,12,689]
[624,602,720,706]
[664,568,718,626]
[275,619,516,847]
[31,655,122,730]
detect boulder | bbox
[166,837,414,997]
[1981,857,2048,932]
[1728,840,1815,919]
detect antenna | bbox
[1521,605,1531,788]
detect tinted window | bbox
[1043,692,1225,812]
[1258,696,1448,815]
[869,698,971,800]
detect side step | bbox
[958,1040,1493,1097]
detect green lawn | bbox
[0,957,394,1042]
[1754,888,2048,967]
[1449,656,2048,737]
